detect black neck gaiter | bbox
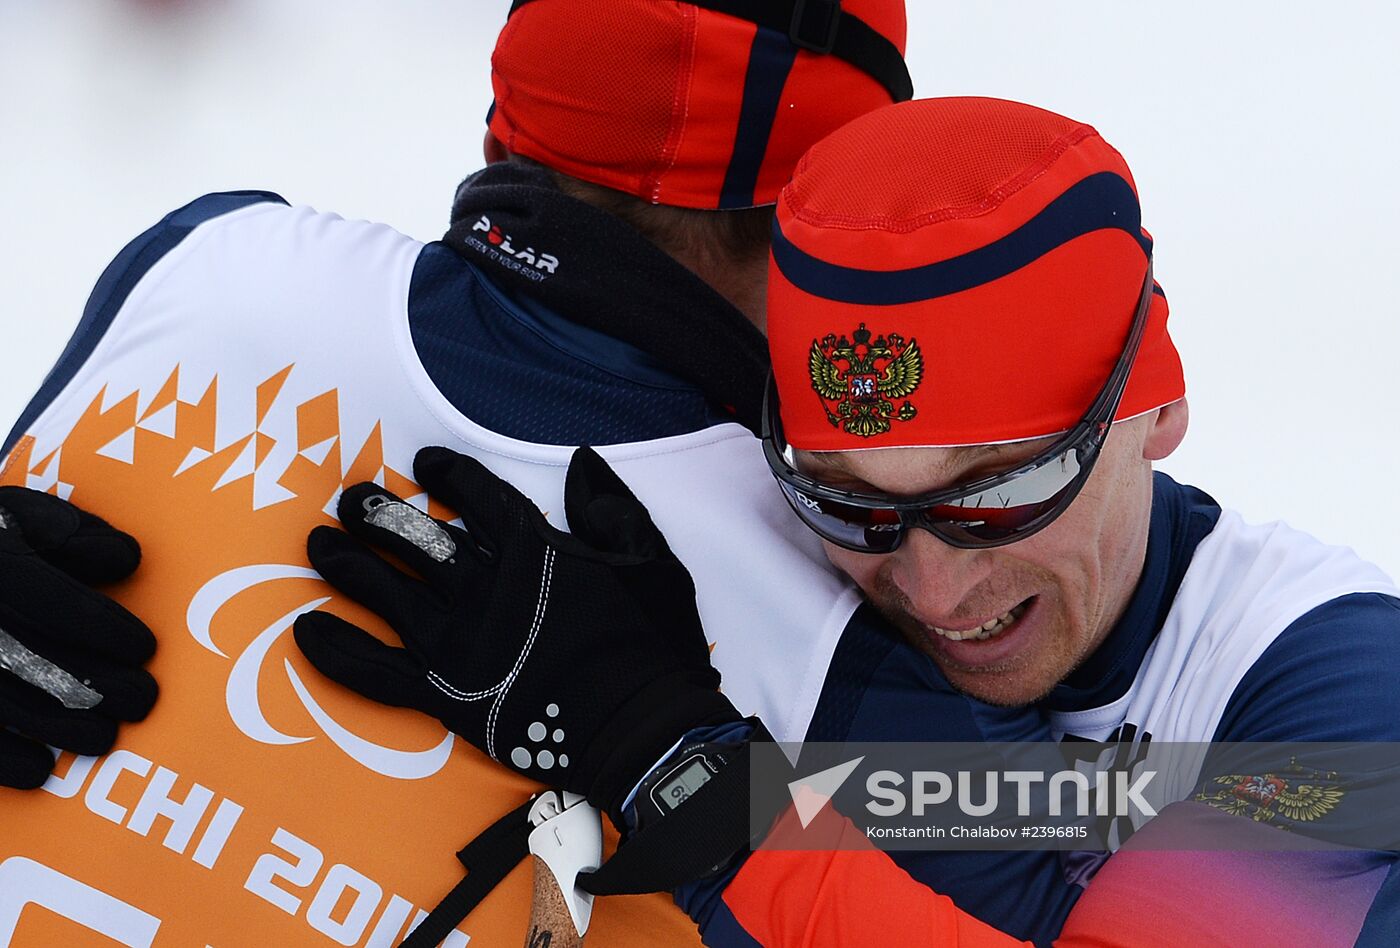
[444,163,771,434]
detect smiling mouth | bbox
[930,600,1030,642]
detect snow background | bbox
[2,1,1397,577]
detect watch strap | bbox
[578,718,788,896]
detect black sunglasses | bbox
[761,261,1155,553]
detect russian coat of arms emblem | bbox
[1194,757,1346,826]
[808,324,924,438]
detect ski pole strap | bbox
[399,799,536,948]
[403,721,787,944]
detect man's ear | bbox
[1143,398,1189,461]
[483,129,509,165]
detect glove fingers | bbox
[335,484,476,580]
[412,446,542,548]
[0,728,55,790]
[36,646,159,723]
[0,559,156,665]
[0,676,119,757]
[88,666,159,723]
[42,506,143,586]
[563,447,673,559]
[0,630,156,724]
[307,525,436,638]
[292,611,428,710]
[0,488,140,584]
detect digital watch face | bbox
[651,754,716,811]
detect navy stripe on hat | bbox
[719,26,799,209]
[772,172,1154,306]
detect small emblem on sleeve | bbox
[808,324,923,438]
[1194,757,1346,825]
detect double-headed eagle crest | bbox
[1194,757,1346,826]
[808,324,924,438]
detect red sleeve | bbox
[722,803,1031,948]
[1055,802,1389,948]
[717,802,1390,947]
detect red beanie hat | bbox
[490,0,910,209]
[769,96,1185,449]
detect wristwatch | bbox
[630,730,751,832]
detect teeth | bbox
[933,603,1026,642]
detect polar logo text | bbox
[472,215,560,274]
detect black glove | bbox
[0,487,158,789]
[294,446,741,824]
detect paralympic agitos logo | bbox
[187,564,454,780]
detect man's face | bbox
[805,415,1161,707]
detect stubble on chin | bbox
[867,568,1064,708]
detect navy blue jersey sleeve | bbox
[674,854,761,947]
[1207,592,1400,945]
[1357,861,1400,948]
[3,191,287,456]
[1214,592,1400,743]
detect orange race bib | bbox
[0,372,698,947]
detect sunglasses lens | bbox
[925,495,1064,545]
[776,481,903,553]
[925,448,1089,546]
[775,446,1093,552]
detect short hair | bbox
[524,156,776,269]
